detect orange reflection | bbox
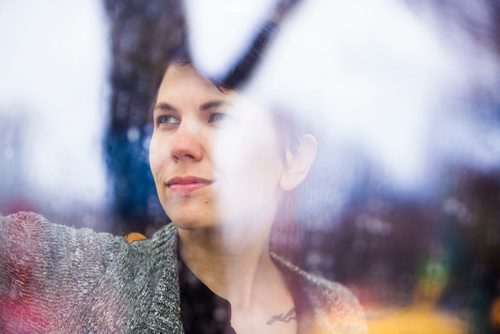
[124,232,147,243]
[366,304,467,334]
[491,297,500,330]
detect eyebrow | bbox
[154,100,231,114]
[200,100,230,111]
[154,102,177,112]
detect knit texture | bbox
[0,212,366,333]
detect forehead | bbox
[156,65,230,103]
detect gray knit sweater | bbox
[0,212,366,333]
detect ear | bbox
[279,134,318,192]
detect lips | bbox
[166,176,213,195]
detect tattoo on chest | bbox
[266,307,297,325]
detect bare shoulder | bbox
[271,253,367,334]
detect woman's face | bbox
[149,64,286,230]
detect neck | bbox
[178,218,283,311]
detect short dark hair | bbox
[148,0,317,166]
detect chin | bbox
[168,212,219,231]
[160,194,219,230]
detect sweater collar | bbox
[145,223,310,333]
[146,223,184,333]
[145,223,366,334]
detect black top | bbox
[178,257,235,334]
[178,254,313,334]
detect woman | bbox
[0,53,366,333]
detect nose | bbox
[170,122,203,163]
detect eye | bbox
[156,115,180,127]
[208,112,228,123]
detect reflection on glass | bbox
[0,0,498,333]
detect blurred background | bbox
[0,0,499,332]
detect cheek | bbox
[149,134,171,182]
[213,110,284,221]
[215,102,284,181]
